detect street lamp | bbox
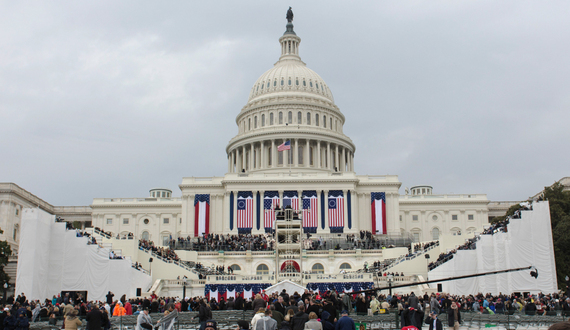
[3,283,8,304]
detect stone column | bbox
[326,142,331,170]
[323,189,330,232]
[294,139,299,167]
[297,190,303,211]
[317,141,321,169]
[335,145,339,172]
[236,148,241,172]
[342,190,348,230]
[279,190,284,208]
[305,140,310,167]
[271,140,276,168]
[341,147,346,172]
[261,141,265,169]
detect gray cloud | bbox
[1,1,568,205]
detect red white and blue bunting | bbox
[204,283,272,301]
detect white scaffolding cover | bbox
[16,208,152,301]
[428,201,557,295]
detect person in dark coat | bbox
[319,311,335,330]
[14,313,29,330]
[322,300,337,324]
[106,292,114,305]
[424,312,443,330]
[408,292,420,310]
[447,302,461,330]
[3,311,16,330]
[86,305,104,330]
[291,306,309,330]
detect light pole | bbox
[3,283,8,304]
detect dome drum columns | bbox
[227,138,354,173]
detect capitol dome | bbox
[226,20,355,175]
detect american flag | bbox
[302,191,318,231]
[264,191,279,231]
[277,140,291,151]
[283,191,299,210]
[371,192,387,235]
[237,192,253,232]
[328,190,344,231]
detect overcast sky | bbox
[1,1,569,206]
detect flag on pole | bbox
[264,191,279,232]
[194,194,210,237]
[371,192,387,235]
[277,140,291,151]
[328,190,344,233]
[302,190,318,233]
[237,191,253,233]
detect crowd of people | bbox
[139,240,180,262]
[173,234,276,252]
[413,241,438,252]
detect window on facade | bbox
[261,114,265,127]
[468,214,474,220]
[256,264,269,275]
[143,219,149,225]
[281,79,284,86]
[298,146,303,165]
[307,112,311,125]
[310,81,313,87]
[268,147,272,166]
[432,215,438,221]
[339,263,352,270]
[312,263,324,274]
[279,112,283,124]
[248,118,251,131]
[274,80,277,87]
[231,264,241,271]
[254,116,258,128]
[297,111,302,124]
[261,82,263,90]
[315,114,319,126]
[296,79,299,86]
[288,78,291,85]
[15,209,19,216]
[106,219,113,225]
[163,218,169,224]
[13,229,17,241]
[288,111,292,124]
[141,231,149,241]
[270,113,274,125]
[412,215,418,221]
[452,214,458,221]
[432,228,440,240]
[323,116,327,128]
[303,79,306,86]
[123,218,129,225]
[267,82,270,88]
[399,215,402,221]
[278,150,283,165]
[330,118,332,129]
[162,235,170,246]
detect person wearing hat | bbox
[202,320,217,330]
[424,311,442,330]
[136,307,153,330]
[335,310,354,330]
[64,309,82,330]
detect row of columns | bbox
[228,139,354,173]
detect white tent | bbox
[16,208,152,301]
[264,280,306,295]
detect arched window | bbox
[296,78,299,86]
[261,82,264,90]
[432,227,440,240]
[288,111,292,124]
[270,113,274,125]
[141,231,149,241]
[254,116,258,129]
[310,81,313,87]
[312,263,324,274]
[315,114,319,126]
[279,112,283,124]
[256,264,269,275]
[274,79,277,87]
[288,78,291,85]
[307,112,311,125]
[281,78,284,86]
[303,79,306,86]
[267,81,270,88]
[248,118,251,131]
[230,264,241,271]
[340,263,352,270]
[323,116,327,128]
[261,114,265,127]
[297,111,302,124]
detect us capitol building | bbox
[1,13,509,296]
